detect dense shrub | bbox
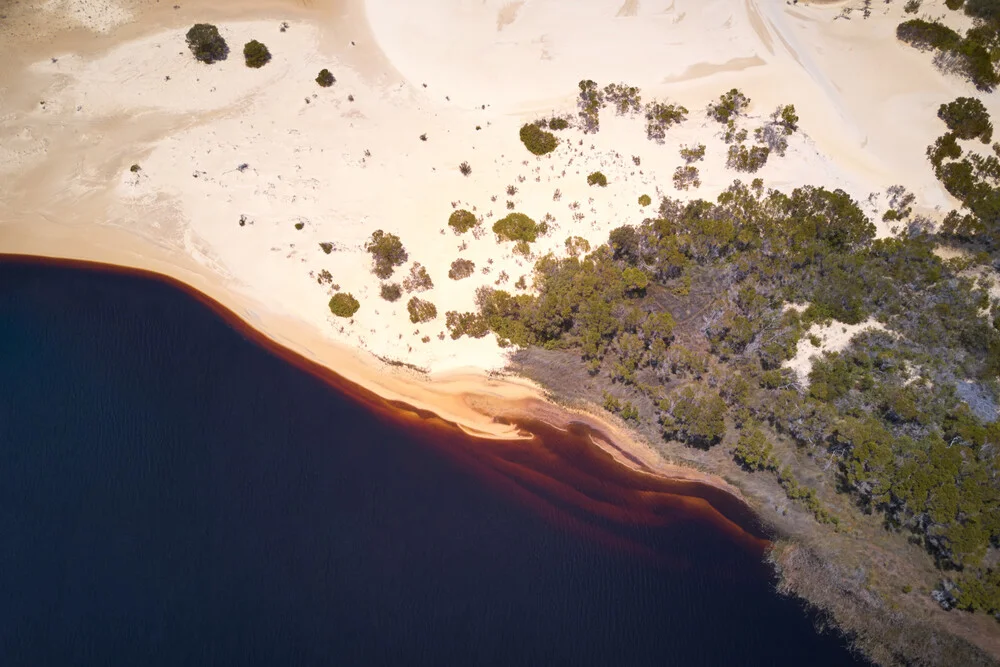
[896,19,962,51]
[445,311,490,339]
[733,425,778,471]
[448,258,475,280]
[328,292,360,317]
[548,117,569,130]
[708,88,750,123]
[577,79,605,133]
[185,24,228,64]
[407,297,437,323]
[726,144,770,172]
[672,166,701,190]
[565,235,591,256]
[638,194,652,207]
[243,40,271,68]
[459,161,472,176]
[519,123,558,155]
[364,230,408,279]
[938,97,993,142]
[380,283,402,302]
[603,82,642,115]
[659,386,728,447]
[644,100,688,143]
[493,212,544,242]
[316,69,335,87]
[319,242,334,254]
[679,144,706,163]
[587,171,608,187]
[448,209,478,233]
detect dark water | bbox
[0,258,866,666]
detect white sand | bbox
[784,317,889,384]
[0,0,994,379]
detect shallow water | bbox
[0,258,866,666]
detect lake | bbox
[0,258,866,666]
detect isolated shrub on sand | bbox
[459,161,472,176]
[243,40,271,68]
[548,117,570,130]
[707,88,750,123]
[402,262,433,292]
[679,143,706,163]
[726,144,770,173]
[519,123,558,156]
[380,283,402,302]
[185,24,229,64]
[364,230,408,279]
[328,292,360,317]
[448,209,478,233]
[407,297,438,323]
[587,171,608,187]
[638,194,652,207]
[492,212,544,242]
[449,258,476,280]
[316,68,336,87]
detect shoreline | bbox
[0,240,763,544]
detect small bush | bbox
[493,212,543,242]
[364,230,408,279]
[329,292,360,317]
[577,79,605,133]
[587,171,608,187]
[294,221,304,230]
[679,144,706,163]
[243,40,271,68]
[402,262,433,292]
[185,24,229,64]
[380,283,402,302]
[449,258,475,280]
[407,297,438,323]
[904,0,921,13]
[519,123,558,155]
[644,100,688,142]
[603,82,643,115]
[448,209,478,233]
[726,144,770,173]
[459,161,472,176]
[638,194,652,207]
[316,69,335,87]
[319,242,334,254]
[708,88,750,123]
[548,117,569,130]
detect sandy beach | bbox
[0,0,992,505]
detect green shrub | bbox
[577,79,604,133]
[587,171,608,187]
[185,24,229,64]
[733,424,777,471]
[519,123,558,155]
[565,235,591,255]
[645,100,688,142]
[493,212,543,242]
[448,209,478,233]
[672,166,701,190]
[638,194,652,207]
[603,82,643,115]
[548,117,569,130]
[895,19,962,51]
[294,221,304,230]
[407,297,438,323]
[243,40,271,68]
[364,230,408,279]
[708,88,750,123]
[130,163,141,173]
[445,311,489,339]
[679,144,706,163]
[726,144,770,172]
[316,69,335,87]
[319,242,334,254]
[380,283,402,301]
[938,97,993,142]
[329,292,360,317]
[448,258,475,280]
